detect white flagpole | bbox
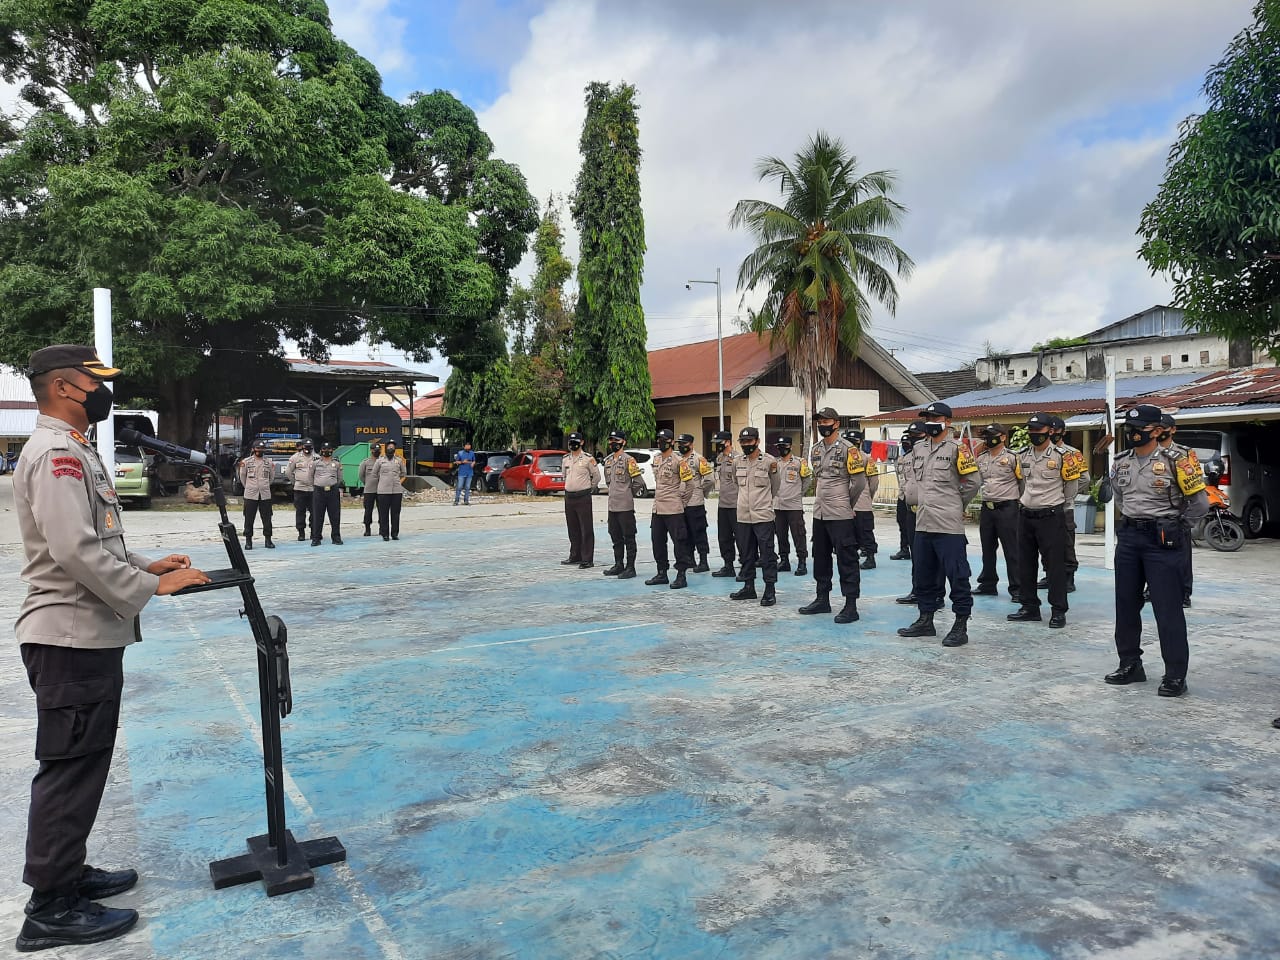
[94,288,115,478]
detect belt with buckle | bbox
[1020,504,1063,519]
[984,500,1015,510]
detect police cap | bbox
[656,428,675,441]
[773,435,793,446]
[1124,404,1164,426]
[904,420,928,437]
[1025,412,1053,429]
[922,401,953,418]
[1048,415,1066,432]
[27,344,122,379]
[1160,413,1177,428]
[608,429,627,442]
[815,406,840,421]
[711,430,732,442]
[738,426,760,441]
[320,442,333,453]
[981,423,1006,437]
[567,431,584,443]
[301,440,313,450]
[676,433,695,444]
[843,426,864,442]
[252,439,267,450]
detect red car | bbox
[501,449,568,496]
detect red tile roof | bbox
[649,331,778,400]
[397,387,445,420]
[1151,366,1280,408]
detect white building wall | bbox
[744,386,882,426]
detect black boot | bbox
[603,563,623,576]
[244,534,253,551]
[297,528,306,542]
[894,591,917,605]
[760,583,776,607]
[264,534,275,549]
[670,570,688,589]
[794,560,807,576]
[1066,575,1076,593]
[16,893,138,953]
[712,563,736,578]
[730,582,757,600]
[645,570,670,586]
[860,555,876,570]
[834,599,859,623]
[798,594,831,615]
[332,535,343,545]
[778,557,791,573]
[897,611,936,637]
[619,551,637,580]
[363,524,372,537]
[941,615,970,647]
[694,553,710,573]
[890,547,911,560]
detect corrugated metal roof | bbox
[285,358,439,381]
[0,407,37,435]
[1146,366,1280,409]
[1,370,36,403]
[1083,305,1189,343]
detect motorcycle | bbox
[1192,461,1245,552]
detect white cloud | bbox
[479,0,1256,370]
[326,0,411,76]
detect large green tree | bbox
[0,0,536,445]
[731,131,913,452]
[505,198,573,446]
[1139,0,1280,357]
[565,81,653,444]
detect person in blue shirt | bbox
[453,441,475,505]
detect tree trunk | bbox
[156,376,200,448]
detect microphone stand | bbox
[173,462,346,895]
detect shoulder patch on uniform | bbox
[627,458,641,477]
[698,459,712,476]
[865,460,879,477]
[845,447,866,475]
[1061,451,1085,482]
[68,429,90,447]
[678,462,694,482]
[1176,455,1206,496]
[51,455,83,480]
[800,460,812,478]
[955,446,979,476]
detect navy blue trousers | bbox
[912,531,973,616]
[1115,524,1190,680]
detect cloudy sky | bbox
[325,0,1256,378]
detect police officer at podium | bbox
[12,344,209,951]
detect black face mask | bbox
[777,445,792,456]
[900,438,915,454]
[677,443,691,455]
[609,441,623,452]
[740,443,758,456]
[1157,431,1171,443]
[658,440,672,451]
[1029,432,1050,446]
[1128,428,1155,446]
[817,424,836,438]
[66,381,114,423]
[385,448,396,457]
[713,442,725,453]
[923,422,946,438]
[568,441,582,450]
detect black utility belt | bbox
[1119,516,1180,530]
[1020,504,1063,518]
[983,500,1016,510]
[317,485,335,491]
[566,488,592,499]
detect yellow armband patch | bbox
[800,460,812,478]
[627,460,641,477]
[1176,456,1206,496]
[698,459,712,476]
[679,463,694,483]
[846,448,866,475]
[1014,459,1023,481]
[956,447,979,476]
[865,460,879,478]
[1061,452,1084,483]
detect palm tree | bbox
[731,131,913,453]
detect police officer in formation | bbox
[1008,412,1083,628]
[711,430,739,578]
[973,423,1022,602]
[800,406,868,625]
[1158,412,1195,607]
[286,440,315,541]
[892,421,926,584]
[561,431,600,568]
[898,401,980,647]
[12,344,210,951]
[602,430,643,579]
[730,427,781,606]
[1105,404,1207,697]
[1042,415,1087,594]
[311,442,344,545]
[676,433,715,572]
[646,428,694,589]
[238,440,275,549]
[358,441,382,536]
[372,439,406,540]
[771,434,810,576]
[843,422,879,570]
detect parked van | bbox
[1175,426,1280,537]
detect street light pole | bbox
[686,270,724,431]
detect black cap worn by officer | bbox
[900,419,927,454]
[567,432,584,449]
[607,429,627,452]
[921,402,953,438]
[676,433,695,454]
[815,407,841,439]
[774,434,792,451]
[1026,412,1053,447]
[712,429,732,449]
[656,428,675,450]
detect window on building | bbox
[1143,357,1152,371]
[1126,358,1134,372]
[1161,355,1171,369]
[1007,370,1015,381]
[764,414,804,434]
[1020,369,1028,378]
[1065,364,1073,375]
[1200,350,1210,364]
[1181,354,1189,363]
[1050,365,1058,378]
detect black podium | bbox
[175,470,346,896]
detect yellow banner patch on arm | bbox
[845,448,867,475]
[956,447,979,476]
[1176,455,1206,496]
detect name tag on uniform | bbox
[786,469,798,483]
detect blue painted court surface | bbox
[3,510,1280,959]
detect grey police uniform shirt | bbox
[238,455,273,500]
[906,437,980,534]
[358,455,379,489]
[604,451,642,512]
[773,454,809,511]
[14,414,159,650]
[854,461,879,512]
[809,437,868,521]
[312,457,342,489]
[287,451,317,492]
[976,446,1022,503]
[735,452,781,523]
[715,451,739,509]
[372,455,406,494]
[563,449,599,494]
[652,449,692,516]
[1111,448,1209,521]
[679,451,714,507]
[896,446,916,502]
[1017,445,1078,509]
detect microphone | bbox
[118,428,209,466]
